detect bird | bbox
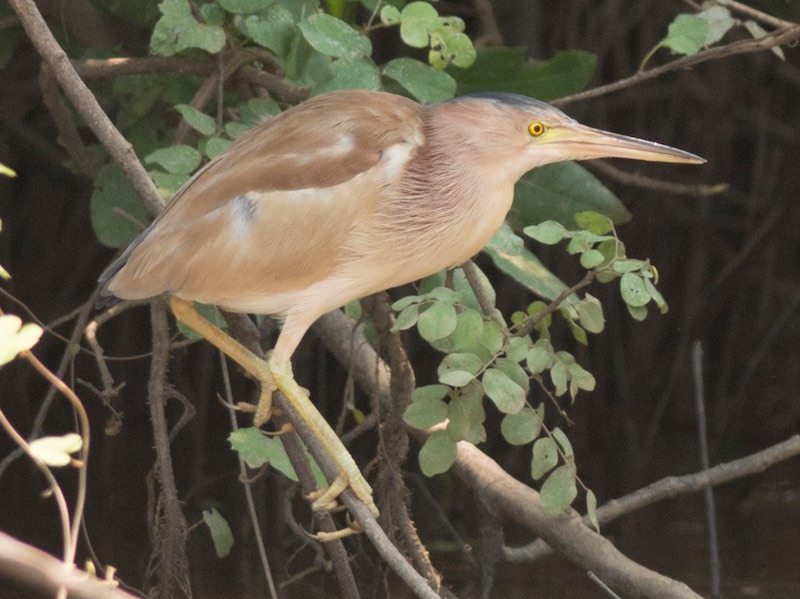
[98,89,704,519]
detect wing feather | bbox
[103,90,424,312]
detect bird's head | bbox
[439,93,704,180]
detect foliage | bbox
[395,212,665,520]
[642,3,785,68]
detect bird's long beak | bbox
[548,123,705,164]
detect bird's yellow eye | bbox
[528,121,545,137]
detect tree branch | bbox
[0,531,138,599]
[504,434,800,563]
[314,309,703,599]
[8,0,164,217]
[556,24,800,107]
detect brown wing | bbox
[102,90,424,310]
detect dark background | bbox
[1,1,799,597]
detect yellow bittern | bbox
[98,89,703,517]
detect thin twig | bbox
[717,0,796,29]
[555,24,800,107]
[503,435,800,563]
[217,351,280,599]
[22,350,91,569]
[589,160,726,198]
[515,270,595,338]
[691,341,720,599]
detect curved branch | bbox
[556,24,800,106]
[504,434,800,563]
[0,531,138,599]
[314,310,701,599]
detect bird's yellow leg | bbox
[168,296,379,518]
[267,356,379,517]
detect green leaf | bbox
[627,303,649,321]
[619,272,650,308]
[531,437,558,480]
[450,47,597,101]
[315,57,381,94]
[743,20,785,60]
[586,489,600,532]
[202,508,234,558]
[579,249,605,269]
[298,13,372,59]
[576,294,604,334]
[493,357,530,393]
[509,162,631,230]
[380,5,401,25]
[419,430,457,476]
[28,433,82,467]
[433,27,475,68]
[417,301,458,341]
[480,320,505,355]
[403,396,448,429]
[150,0,226,56]
[202,136,232,159]
[244,5,296,58]
[90,163,150,248]
[486,222,524,256]
[551,427,574,458]
[391,294,423,311]
[217,0,274,12]
[501,406,542,445]
[447,381,486,443]
[550,361,568,396]
[412,384,449,403]
[505,336,530,363]
[660,14,708,57]
[698,5,735,46]
[151,171,190,199]
[438,352,482,386]
[523,220,567,245]
[484,245,568,303]
[526,343,553,375]
[644,277,669,314]
[574,210,614,235]
[398,1,439,48]
[448,310,485,354]
[174,104,217,136]
[383,57,456,103]
[482,368,526,414]
[228,427,298,480]
[145,145,202,175]
[540,465,578,515]
[393,304,420,331]
[612,259,646,274]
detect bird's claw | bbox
[311,517,363,542]
[307,473,379,519]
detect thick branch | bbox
[314,310,701,599]
[0,531,138,599]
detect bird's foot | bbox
[311,516,363,543]
[268,356,380,519]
